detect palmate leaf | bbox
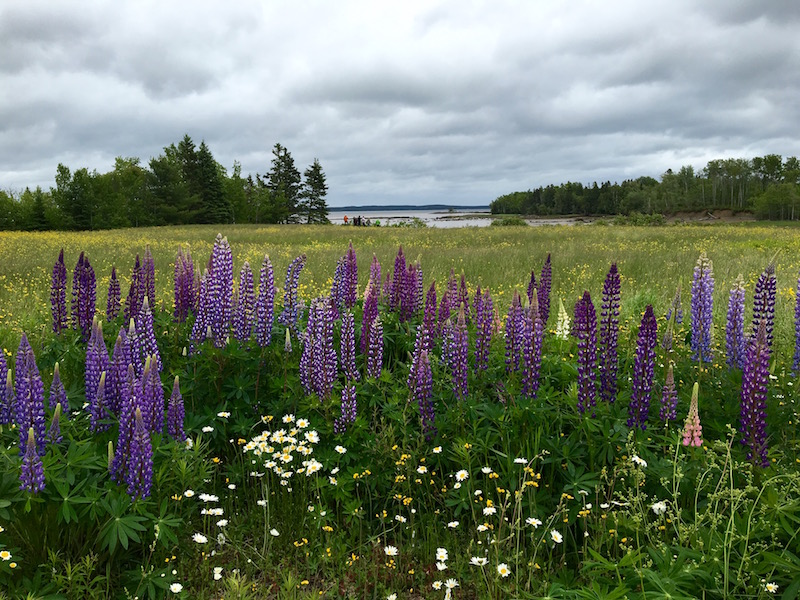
[99,496,148,554]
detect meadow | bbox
[1,222,799,599]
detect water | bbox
[327,208,493,228]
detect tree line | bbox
[490,154,800,220]
[0,135,330,231]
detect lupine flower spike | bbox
[659,364,678,422]
[682,382,702,447]
[20,427,45,494]
[0,353,10,425]
[661,282,682,352]
[555,298,570,340]
[740,320,770,467]
[690,252,714,362]
[726,274,746,369]
[166,376,185,441]
[599,263,620,403]
[793,268,800,373]
[51,249,68,334]
[126,407,153,500]
[573,291,598,415]
[628,305,657,429]
[751,255,777,349]
[106,266,121,321]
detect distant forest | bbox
[0,135,330,231]
[490,154,800,220]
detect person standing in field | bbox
[343,215,349,225]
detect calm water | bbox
[328,208,493,228]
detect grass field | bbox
[1,222,800,599]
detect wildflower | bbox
[765,582,778,593]
[278,253,307,332]
[726,275,747,369]
[751,255,777,348]
[436,548,449,561]
[445,578,459,589]
[682,382,703,447]
[366,315,383,379]
[651,501,667,515]
[447,521,459,528]
[233,261,255,342]
[125,408,153,500]
[167,376,186,441]
[255,254,275,347]
[213,566,223,580]
[539,254,552,324]
[202,426,214,433]
[628,305,657,430]
[526,517,542,528]
[384,545,398,556]
[470,556,488,566]
[504,291,525,372]
[497,563,511,577]
[216,519,228,527]
[522,294,545,399]
[217,411,230,418]
[691,252,714,362]
[555,297,570,340]
[740,320,770,466]
[20,427,45,494]
[15,334,47,455]
[411,349,436,439]
[433,446,442,454]
[573,291,598,415]
[477,524,489,532]
[551,530,563,544]
[483,506,497,516]
[51,249,68,334]
[0,550,10,560]
[474,286,494,371]
[387,594,397,600]
[432,581,443,590]
[436,562,448,571]
[417,466,428,474]
[631,455,648,467]
[514,457,527,464]
[270,528,280,536]
[455,469,469,481]
[170,582,183,593]
[599,263,620,402]
[660,364,678,422]
[193,533,208,544]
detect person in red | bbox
[343,215,349,225]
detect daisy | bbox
[170,583,183,593]
[765,583,779,593]
[550,530,563,544]
[436,548,448,561]
[470,556,488,566]
[455,470,469,481]
[384,545,398,556]
[335,445,347,454]
[497,563,511,577]
[193,533,208,544]
[0,550,11,561]
[217,411,230,418]
[526,517,542,528]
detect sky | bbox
[2,1,799,207]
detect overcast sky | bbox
[2,1,799,207]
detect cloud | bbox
[1,0,799,206]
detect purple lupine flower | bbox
[124,254,142,324]
[334,384,357,434]
[573,291,598,415]
[662,282,683,352]
[107,329,132,416]
[111,364,143,482]
[0,352,10,424]
[794,268,800,373]
[458,273,470,324]
[126,407,153,500]
[474,287,494,371]
[690,252,714,362]
[660,364,678,422]
[233,261,255,342]
[751,257,777,349]
[1,368,13,426]
[628,305,657,429]
[71,253,97,341]
[142,245,156,308]
[207,234,234,347]
[422,281,438,345]
[166,376,185,441]
[300,298,337,398]
[526,270,537,306]
[504,291,525,373]
[174,247,197,323]
[344,242,358,309]
[20,427,45,494]
[330,257,346,316]
[85,320,109,424]
[340,311,359,382]
[726,275,747,369]
[400,260,423,322]
[438,290,451,334]
[47,402,63,444]
[449,306,469,400]
[134,297,160,375]
[51,249,68,334]
[389,246,406,312]
[538,254,552,326]
[599,263,620,403]
[106,266,121,321]
[141,356,164,434]
[740,320,770,467]
[278,254,307,333]
[190,269,211,347]
[411,349,436,440]
[255,254,276,347]
[522,295,545,399]
[360,269,380,353]
[15,334,47,456]
[89,372,111,433]
[366,315,383,379]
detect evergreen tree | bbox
[260,143,301,223]
[196,141,232,224]
[299,159,330,224]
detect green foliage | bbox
[490,216,528,226]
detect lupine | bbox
[573,291,598,415]
[106,266,121,321]
[538,254,552,326]
[89,372,111,433]
[190,269,211,346]
[208,234,234,347]
[599,263,620,403]
[740,320,770,467]
[233,261,255,342]
[344,242,358,309]
[330,257,346,315]
[340,311,359,382]
[0,352,10,424]
[126,408,153,500]
[124,254,143,324]
[389,246,406,312]
[458,273,470,323]
[628,305,657,429]
[255,254,276,347]
[474,286,494,371]
[522,295,544,399]
[334,384,357,434]
[690,252,714,362]
[278,254,307,332]
[134,297,160,374]
[20,427,45,494]
[751,257,777,349]
[166,376,185,441]
[659,364,678,422]
[142,245,156,309]
[51,249,68,334]
[15,334,46,455]
[448,306,469,400]
[173,247,197,323]
[726,274,747,369]
[86,320,110,425]
[47,403,63,445]
[526,270,537,306]
[504,291,525,372]
[411,349,436,440]
[662,282,683,352]
[300,298,337,398]
[682,382,703,447]
[366,316,383,379]
[141,356,165,434]
[422,281,438,344]
[360,262,381,353]
[108,329,132,415]
[111,364,142,482]
[71,252,97,341]
[284,328,293,353]
[794,269,800,373]
[555,298,570,340]
[438,290,452,334]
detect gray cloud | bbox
[2,0,799,206]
